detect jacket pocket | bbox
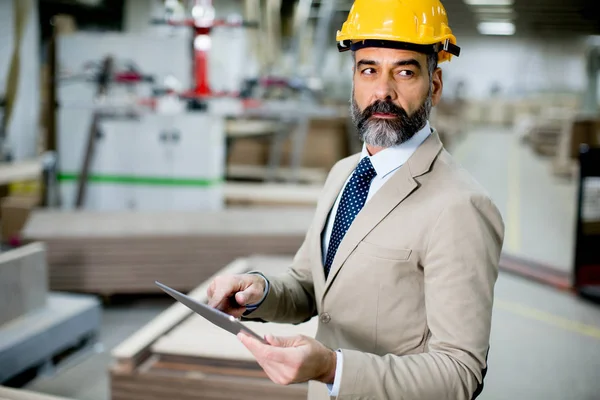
[355,241,412,261]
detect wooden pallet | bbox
[110,255,311,400]
[21,209,313,295]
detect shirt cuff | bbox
[326,350,343,396]
[243,272,269,314]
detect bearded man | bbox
[206,1,505,399]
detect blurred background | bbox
[0,0,599,399]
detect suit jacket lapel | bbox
[323,130,444,295]
[312,154,360,284]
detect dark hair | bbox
[426,52,438,80]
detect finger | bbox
[228,307,246,319]
[231,275,251,292]
[239,334,294,385]
[210,279,240,309]
[206,280,215,300]
[216,293,249,314]
[238,332,261,357]
[265,334,301,348]
[235,289,259,306]
[236,278,265,305]
[214,276,248,304]
[239,332,282,361]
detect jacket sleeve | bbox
[242,228,317,324]
[336,194,505,400]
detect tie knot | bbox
[355,156,377,180]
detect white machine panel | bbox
[58,111,225,211]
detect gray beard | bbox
[350,88,432,148]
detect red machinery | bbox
[154,0,258,100]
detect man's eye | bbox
[399,70,414,77]
[361,68,375,75]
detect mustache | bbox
[359,100,408,126]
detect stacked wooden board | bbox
[110,255,312,400]
[20,209,314,295]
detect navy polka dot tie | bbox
[324,156,377,278]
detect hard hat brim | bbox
[338,38,460,58]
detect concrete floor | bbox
[22,127,600,400]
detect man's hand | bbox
[206,274,266,318]
[238,332,337,386]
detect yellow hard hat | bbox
[336,0,460,63]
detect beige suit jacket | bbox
[246,130,505,400]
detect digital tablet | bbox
[155,281,267,344]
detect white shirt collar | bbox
[360,121,432,179]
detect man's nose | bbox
[373,77,397,101]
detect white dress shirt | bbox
[323,121,432,396]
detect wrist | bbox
[318,349,337,384]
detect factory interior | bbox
[1,0,600,399]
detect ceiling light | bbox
[472,6,514,13]
[477,21,515,35]
[464,0,514,5]
[475,13,517,21]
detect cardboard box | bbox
[1,196,39,243]
[228,116,354,172]
[570,118,600,159]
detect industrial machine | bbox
[53,0,265,211]
[56,28,228,211]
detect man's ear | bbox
[431,68,443,106]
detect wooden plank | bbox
[0,242,48,326]
[227,165,326,183]
[22,208,313,238]
[110,368,307,400]
[110,256,292,372]
[224,182,320,207]
[0,159,42,186]
[0,386,74,400]
[151,315,317,360]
